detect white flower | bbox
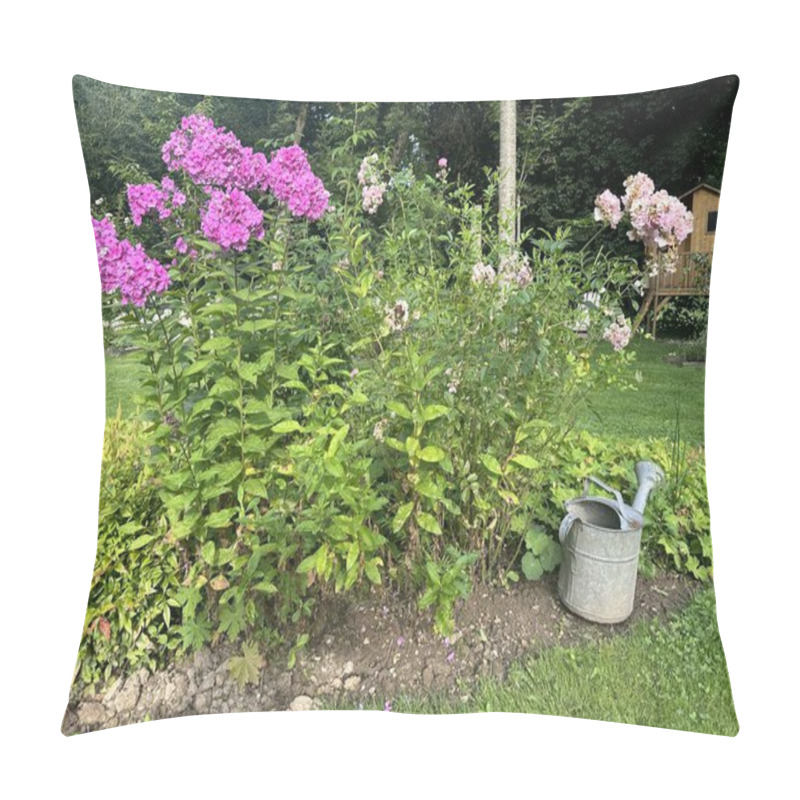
[384,300,410,332]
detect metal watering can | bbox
[557,461,665,624]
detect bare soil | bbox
[62,572,698,734]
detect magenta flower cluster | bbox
[93,216,170,306]
[127,176,187,227]
[162,114,269,192]
[156,115,328,249]
[94,115,329,302]
[261,145,330,221]
[201,188,265,251]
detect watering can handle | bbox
[583,476,626,510]
[559,513,578,545]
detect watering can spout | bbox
[631,461,665,515]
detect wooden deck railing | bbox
[650,251,712,294]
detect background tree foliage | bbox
[74,75,737,248]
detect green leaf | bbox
[539,542,562,572]
[205,418,241,450]
[384,437,406,453]
[364,558,382,585]
[201,541,216,565]
[392,502,414,533]
[206,508,235,529]
[405,437,420,457]
[417,512,442,536]
[210,461,242,487]
[387,401,412,420]
[479,454,503,476]
[418,445,446,463]
[346,541,359,573]
[510,454,539,470]
[182,358,217,378]
[521,552,544,581]
[227,642,265,689]
[421,405,450,422]
[327,423,350,458]
[129,534,155,550]
[323,457,344,478]
[243,478,268,498]
[272,420,303,434]
[296,553,318,574]
[200,336,235,353]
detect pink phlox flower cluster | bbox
[162,114,269,192]
[627,188,693,251]
[200,188,265,252]
[261,145,330,221]
[470,262,497,285]
[358,154,386,214]
[622,172,655,209]
[595,172,693,276]
[593,189,623,228]
[603,314,632,352]
[384,299,410,332]
[127,176,187,227]
[436,156,449,182]
[93,216,170,306]
[175,236,188,254]
[498,254,533,290]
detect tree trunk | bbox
[499,100,517,249]
[293,103,309,145]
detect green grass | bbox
[104,335,706,444]
[105,351,147,418]
[327,589,738,736]
[578,336,706,446]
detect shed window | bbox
[707,210,718,233]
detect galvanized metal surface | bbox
[557,462,664,624]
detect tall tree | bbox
[498,100,517,247]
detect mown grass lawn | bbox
[325,589,736,735]
[578,336,706,446]
[105,334,707,443]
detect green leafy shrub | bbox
[87,106,709,674]
[533,431,713,582]
[76,413,180,693]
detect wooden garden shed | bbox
[635,183,719,337]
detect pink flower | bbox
[603,315,632,351]
[362,183,386,214]
[92,216,170,306]
[200,188,265,251]
[358,154,386,213]
[162,114,269,192]
[261,145,329,220]
[595,173,693,276]
[175,236,188,254]
[593,189,623,228]
[470,262,496,285]
[622,172,655,210]
[438,157,448,168]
